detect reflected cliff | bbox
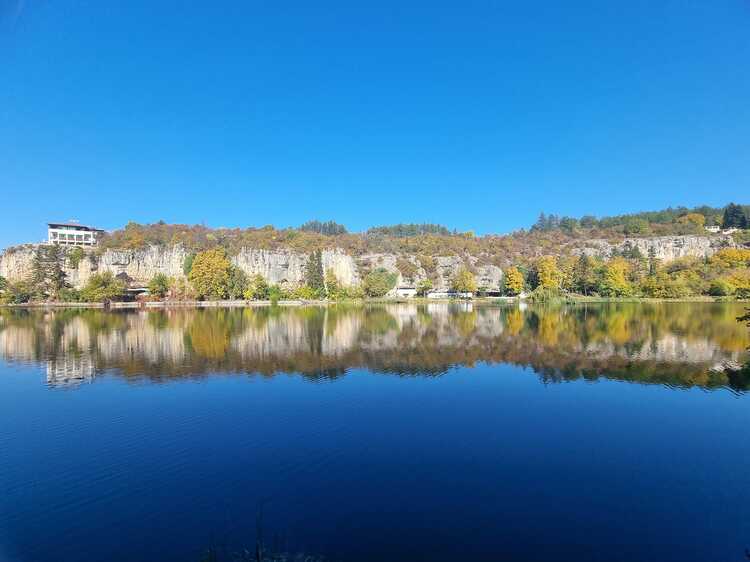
[1,303,748,391]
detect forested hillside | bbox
[94,203,750,265]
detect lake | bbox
[0,302,749,562]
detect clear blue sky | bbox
[1,1,748,247]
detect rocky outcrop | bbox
[0,234,734,291]
[576,234,734,261]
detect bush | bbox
[416,279,433,297]
[148,273,170,298]
[80,272,126,302]
[226,266,249,299]
[67,247,85,269]
[243,274,270,300]
[362,268,398,297]
[708,279,734,297]
[1,281,33,304]
[57,287,82,302]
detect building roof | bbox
[48,222,104,232]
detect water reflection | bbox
[0,303,748,390]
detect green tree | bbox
[148,273,170,298]
[67,247,85,269]
[226,266,249,299]
[32,245,67,300]
[362,268,398,297]
[503,266,525,296]
[416,278,433,297]
[80,272,126,302]
[451,268,477,293]
[183,254,196,276]
[305,250,325,296]
[722,203,748,229]
[623,218,650,235]
[325,268,342,300]
[243,274,270,300]
[1,281,33,304]
[572,255,596,295]
[0,275,7,293]
[188,248,231,300]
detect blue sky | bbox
[1,1,748,247]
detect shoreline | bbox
[1,296,747,309]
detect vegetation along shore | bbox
[1,203,749,305]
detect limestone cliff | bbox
[0,233,735,291]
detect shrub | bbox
[80,272,126,302]
[362,268,398,297]
[1,281,33,304]
[416,279,433,297]
[148,273,170,298]
[67,247,85,269]
[243,274,270,300]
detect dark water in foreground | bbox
[0,303,749,562]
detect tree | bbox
[0,275,7,293]
[80,272,126,302]
[148,273,170,298]
[677,213,706,228]
[598,258,633,297]
[572,255,596,295]
[362,268,398,297]
[722,203,748,229]
[579,215,598,229]
[535,256,561,291]
[648,247,659,277]
[1,281,33,304]
[31,245,67,300]
[67,247,85,269]
[325,268,342,300]
[305,250,325,296]
[503,266,525,296]
[183,254,196,276]
[188,248,231,300]
[299,220,348,236]
[416,278,433,297]
[623,218,650,235]
[226,266,249,299]
[451,268,477,293]
[243,274,270,300]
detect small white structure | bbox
[395,286,418,298]
[427,290,473,299]
[48,222,104,247]
[705,225,721,233]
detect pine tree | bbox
[722,203,748,229]
[305,250,325,296]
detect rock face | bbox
[0,234,735,292]
[576,235,734,261]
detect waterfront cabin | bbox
[48,222,104,247]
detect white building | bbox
[394,286,418,298]
[705,225,721,233]
[48,222,104,247]
[427,290,473,299]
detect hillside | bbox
[0,203,749,303]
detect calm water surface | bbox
[0,303,749,562]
